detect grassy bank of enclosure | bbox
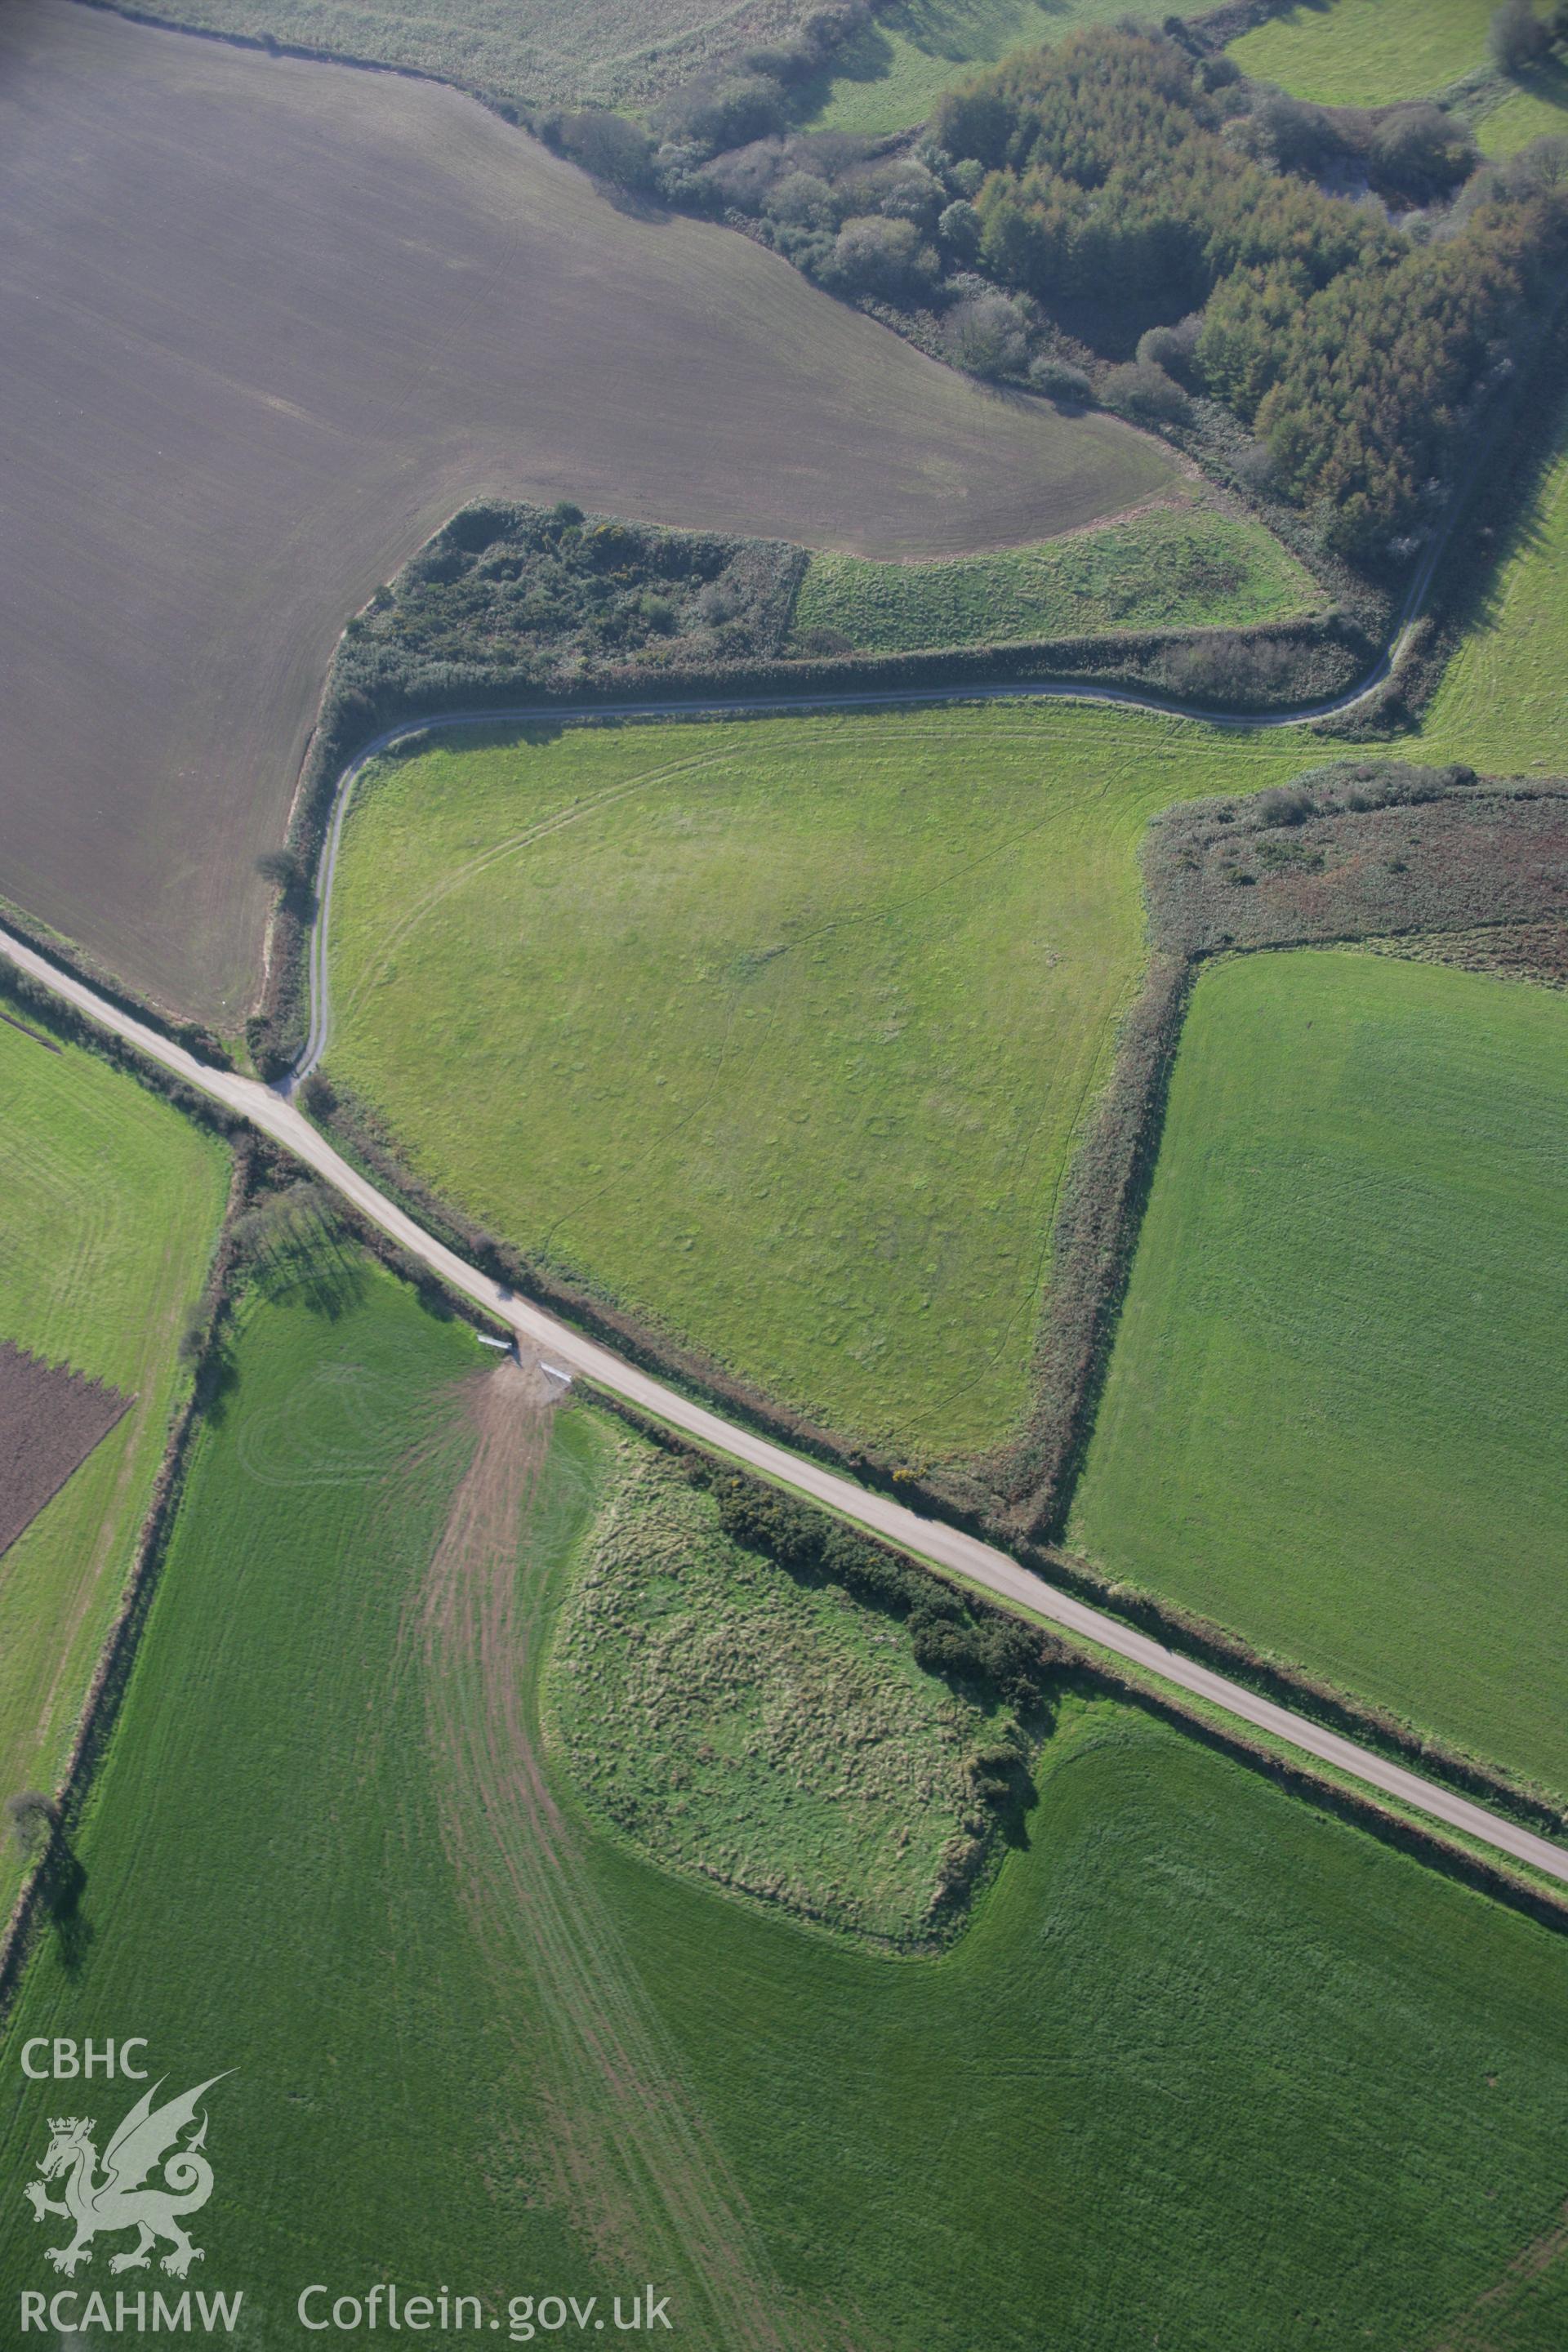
[3,1254,1567,2348]
[322,706,1311,1462]
[790,499,1318,653]
[82,0,818,105]
[0,1017,227,1912]
[547,1435,1026,1949]
[1074,951,1568,1800]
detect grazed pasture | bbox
[1228,0,1500,107]
[810,0,1163,135]
[3,1257,1568,2349]
[1075,951,1568,1800]
[791,499,1316,653]
[0,1014,228,1913]
[0,0,1166,1027]
[1421,397,1568,776]
[323,706,1310,1460]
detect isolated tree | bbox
[1136,314,1201,379]
[828,214,936,299]
[769,168,836,226]
[945,291,1028,376]
[1490,0,1551,73]
[561,110,657,194]
[1371,105,1477,198]
[1101,359,1190,425]
[1028,353,1093,402]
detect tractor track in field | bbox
[285,421,1480,1074]
[415,1355,800,2352]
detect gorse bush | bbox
[935,27,1568,561]
[337,500,804,702]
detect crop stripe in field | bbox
[414,1360,799,2350]
[4,923,1568,1898]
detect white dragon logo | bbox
[24,2075,229,2279]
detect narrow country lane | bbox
[2,920,1565,1892]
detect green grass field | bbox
[1419,398,1568,776]
[4,1255,1568,2348]
[809,0,1156,135]
[1228,0,1499,107]
[323,706,1311,1462]
[1073,951,1568,1797]
[1476,59,1568,149]
[791,501,1317,653]
[0,1018,227,1910]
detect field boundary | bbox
[0,958,244,1150]
[987,776,1568,1838]
[0,889,234,1071]
[70,0,547,127]
[0,1138,246,2024]
[292,759,1568,1842]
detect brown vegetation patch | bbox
[0,1344,131,1561]
[1145,773,1568,957]
[0,0,1165,1025]
[1365,916,1568,991]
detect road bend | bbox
[3,920,1566,1891]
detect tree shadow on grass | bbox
[248,1197,369,1326]
[11,1811,95,1979]
[1508,56,1568,118]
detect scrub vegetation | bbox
[340,492,1314,695]
[548,1436,1041,1949]
[1074,951,1568,1801]
[4,1252,1568,2350]
[320,704,1312,1461]
[0,1013,227,1911]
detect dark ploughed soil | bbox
[0,0,1169,1025]
[0,1341,131,1558]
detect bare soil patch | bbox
[0,1343,131,1560]
[0,0,1166,1025]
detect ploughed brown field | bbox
[0,1,1169,1027]
[0,1341,131,1559]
